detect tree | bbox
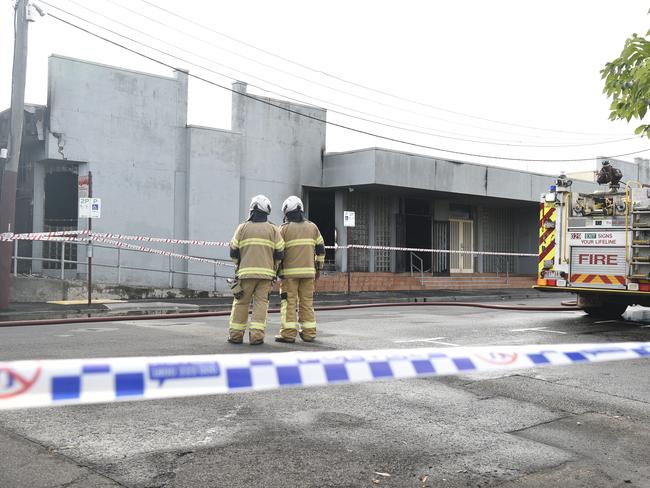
[601,18,650,137]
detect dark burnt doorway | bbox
[307,190,335,269]
[43,171,78,269]
[396,198,432,272]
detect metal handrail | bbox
[11,240,233,293]
[410,252,424,281]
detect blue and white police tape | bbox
[1,342,649,410]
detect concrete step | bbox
[420,280,522,284]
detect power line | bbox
[45,0,640,149]
[43,10,650,163]
[101,0,625,141]
[103,0,577,141]
[135,0,629,138]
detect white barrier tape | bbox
[0,230,90,241]
[3,231,535,257]
[1,342,648,410]
[343,244,537,257]
[92,238,235,268]
[0,230,230,247]
[90,233,231,247]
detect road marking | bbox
[47,299,125,305]
[594,320,617,324]
[510,327,567,335]
[68,327,119,333]
[394,337,459,346]
[640,325,650,328]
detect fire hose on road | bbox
[0,300,581,328]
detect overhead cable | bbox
[53,0,640,149]
[133,0,629,138]
[42,10,650,163]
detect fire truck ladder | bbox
[626,182,650,281]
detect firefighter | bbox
[275,196,325,343]
[596,160,623,190]
[228,195,284,345]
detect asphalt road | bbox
[1,297,649,488]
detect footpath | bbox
[0,288,570,322]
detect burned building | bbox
[4,54,647,293]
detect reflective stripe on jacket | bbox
[279,220,325,279]
[230,221,284,279]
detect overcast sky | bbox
[1,0,648,174]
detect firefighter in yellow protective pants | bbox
[275,196,325,343]
[228,195,284,345]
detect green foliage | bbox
[602,26,650,137]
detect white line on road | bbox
[394,337,460,346]
[510,327,567,335]
[594,320,617,324]
[640,325,650,328]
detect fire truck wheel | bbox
[582,304,628,319]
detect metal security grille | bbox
[481,207,515,273]
[374,196,391,272]
[42,222,78,270]
[348,192,369,272]
[432,221,450,275]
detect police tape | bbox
[1,342,648,410]
[91,237,235,267]
[0,230,229,247]
[0,232,234,267]
[1,231,537,257]
[0,230,90,241]
[334,244,537,257]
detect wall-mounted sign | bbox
[344,211,355,227]
[78,175,90,199]
[79,197,101,219]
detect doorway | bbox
[450,219,474,273]
[43,171,78,270]
[307,190,335,268]
[405,214,432,271]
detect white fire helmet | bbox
[282,196,303,215]
[249,194,272,214]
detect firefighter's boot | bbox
[299,326,316,342]
[274,328,297,343]
[249,329,265,345]
[227,329,244,344]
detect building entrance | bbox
[450,219,474,273]
[43,170,78,270]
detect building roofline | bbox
[187,124,240,135]
[49,54,183,83]
[324,146,616,180]
[244,92,326,114]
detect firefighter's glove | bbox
[227,278,244,300]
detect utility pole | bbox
[0,0,30,310]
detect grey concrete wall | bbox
[232,83,326,224]
[10,276,68,302]
[323,148,598,202]
[186,126,242,292]
[45,55,189,287]
[32,59,330,291]
[323,149,376,188]
[635,158,650,184]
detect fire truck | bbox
[535,161,650,318]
